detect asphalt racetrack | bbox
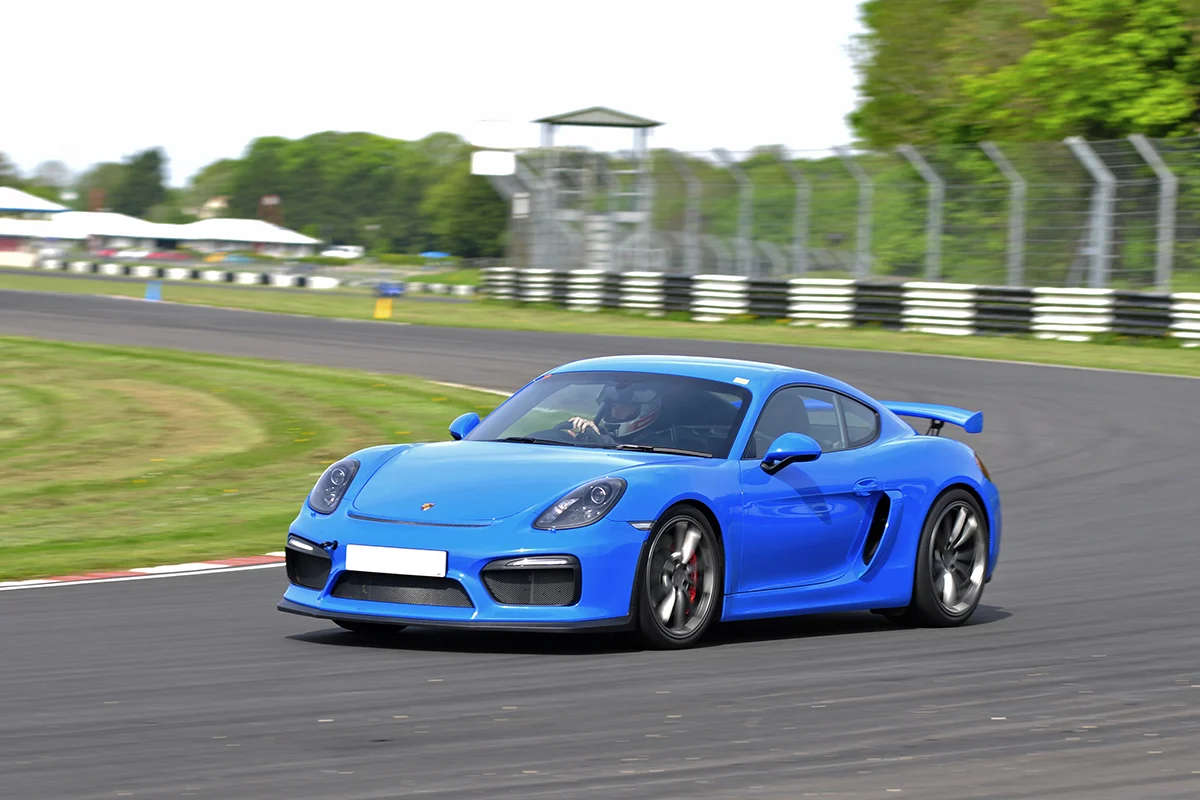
[2,289,1198,798]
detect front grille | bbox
[482,567,579,606]
[286,544,331,590]
[331,571,474,608]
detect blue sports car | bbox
[278,355,1000,648]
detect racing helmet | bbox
[596,383,662,439]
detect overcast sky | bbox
[5,0,865,186]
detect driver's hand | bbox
[566,416,600,438]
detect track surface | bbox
[2,290,1198,798]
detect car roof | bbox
[551,355,828,391]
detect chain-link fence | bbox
[492,136,1200,290]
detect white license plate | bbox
[345,545,447,578]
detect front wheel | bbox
[636,508,723,649]
[905,489,988,626]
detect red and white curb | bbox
[0,552,286,592]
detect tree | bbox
[852,0,1200,145]
[74,162,127,210]
[0,152,21,187]
[421,169,507,258]
[111,148,167,217]
[32,160,72,190]
[961,0,1200,140]
[183,158,239,212]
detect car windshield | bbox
[467,371,752,458]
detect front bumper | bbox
[278,507,648,630]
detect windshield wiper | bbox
[611,443,713,458]
[490,436,566,446]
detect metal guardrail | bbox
[479,267,1200,344]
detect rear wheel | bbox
[636,508,723,649]
[905,489,988,626]
[334,620,406,637]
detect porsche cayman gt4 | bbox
[278,355,1000,648]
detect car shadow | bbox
[285,604,1011,656]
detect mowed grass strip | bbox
[0,337,499,580]
[2,271,1199,377]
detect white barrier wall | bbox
[0,251,36,268]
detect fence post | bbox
[980,142,1026,287]
[1065,136,1115,288]
[668,152,703,274]
[896,145,945,280]
[780,154,811,276]
[714,148,754,276]
[1128,134,1176,292]
[835,146,872,278]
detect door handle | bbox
[854,478,881,496]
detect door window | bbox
[744,386,879,458]
[837,394,880,447]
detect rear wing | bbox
[882,401,983,434]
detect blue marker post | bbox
[144,280,162,301]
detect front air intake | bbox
[482,556,580,606]
[285,536,331,590]
[331,572,474,607]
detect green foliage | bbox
[962,0,1200,140]
[0,152,19,186]
[74,162,127,210]
[421,171,507,258]
[219,130,504,256]
[853,0,1200,145]
[110,148,167,217]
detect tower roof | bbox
[533,106,662,128]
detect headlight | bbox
[534,478,626,530]
[307,458,360,514]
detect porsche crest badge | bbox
[421,502,435,511]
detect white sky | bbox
[4,0,865,186]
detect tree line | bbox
[1,131,506,258]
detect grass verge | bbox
[0,337,500,580]
[1,271,1198,377]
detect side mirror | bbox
[448,412,480,441]
[761,433,821,474]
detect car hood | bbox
[350,440,666,525]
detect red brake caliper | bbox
[686,553,699,609]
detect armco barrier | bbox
[26,257,345,290]
[478,267,1200,343]
[787,278,855,327]
[1171,293,1200,342]
[901,281,976,336]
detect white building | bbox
[0,211,320,256]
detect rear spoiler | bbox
[882,401,983,434]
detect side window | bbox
[838,395,879,447]
[743,386,845,459]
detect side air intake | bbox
[862,494,891,565]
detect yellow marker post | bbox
[373,297,393,319]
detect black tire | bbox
[636,507,724,649]
[905,488,989,627]
[334,620,406,637]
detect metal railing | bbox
[496,136,1200,291]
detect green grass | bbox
[408,266,480,285]
[0,337,500,580]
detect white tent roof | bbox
[0,217,60,238]
[175,218,320,245]
[0,210,319,246]
[43,211,168,240]
[0,186,69,213]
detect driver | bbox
[565,383,662,445]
